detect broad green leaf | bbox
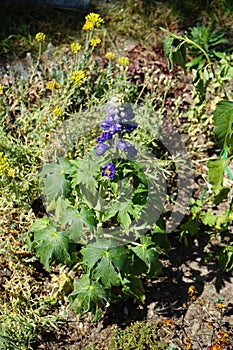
[69,274,106,321]
[35,230,71,271]
[94,253,120,288]
[200,212,216,226]
[131,236,161,277]
[39,158,71,202]
[213,100,233,155]
[207,159,226,192]
[70,156,99,194]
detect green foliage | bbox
[111,321,166,350]
[213,100,233,156]
[187,23,229,66]
[27,136,168,318]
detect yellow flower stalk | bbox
[70,42,82,53]
[90,36,101,47]
[117,56,129,66]
[35,32,46,42]
[105,52,115,60]
[46,80,61,91]
[69,70,86,87]
[83,13,104,31]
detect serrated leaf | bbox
[70,156,99,194]
[200,212,216,226]
[35,230,71,271]
[69,274,106,321]
[213,100,233,155]
[40,158,71,202]
[94,253,120,288]
[131,236,161,277]
[207,159,226,192]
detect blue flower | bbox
[94,143,110,156]
[96,132,113,142]
[102,163,116,180]
[121,121,138,134]
[117,140,137,157]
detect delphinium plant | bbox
[26,91,171,320]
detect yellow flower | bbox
[8,168,15,177]
[188,285,198,297]
[46,80,61,91]
[35,32,46,42]
[117,56,129,66]
[70,42,82,53]
[83,13,104,31]
[105,52,115,60]
[53,108,63,117]
[90,36,101,47]
[69,70,86,87]
[0,85,4,94]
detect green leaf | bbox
[70,156,99,194]
[214,187,230,205]
[213,100,233,155]
[180,217,199,236]
[34,227,71,271]
[131,236,162,277]
[200,212,216,226]
[81,241,131,285]
[163,36,175,70]
[69,274,106,321]
[207,159,226,192]
[173,41,186,72]
[121,276,145,303]
[94,253,120,288]
[40,158,71,202]
[217,247,233,272]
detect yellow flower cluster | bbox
[46,80,61,91]
[90,36,101,47]
[53,108,63,117]
[0,85,4,94]
[105,52,115,60]
[35,32,46,42]
[83,13,104,31]
[117,56,130,66]
[69,70,86,87]
[0,152,15,177]
[70,42,82,53]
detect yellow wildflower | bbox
[53,108,63,117]
[83,13,104,31]
[35,32,46,42]
[188,285,198,298]
[90,36,101,47]
[0,85,4,94]
[117,56,129,66]
[105,52,115,60]
[8,168,15,177]
[70,42,82,53]
[69,70,86,87]
[46,80,61,91]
